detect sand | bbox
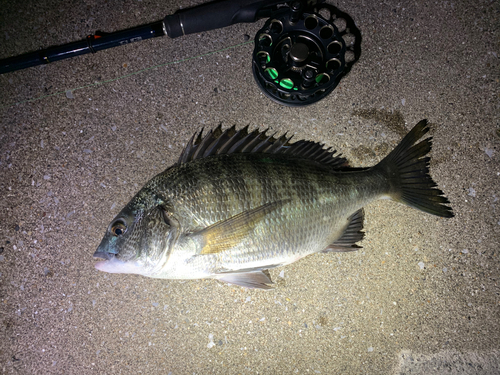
[0,0,498,373]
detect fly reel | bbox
[252,2,360,106]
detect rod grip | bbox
[163,0,269,38]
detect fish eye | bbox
[111,221,127,236]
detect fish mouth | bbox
[93,251,115,261]
[93,253,145,275]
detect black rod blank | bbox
[0,0,284,74]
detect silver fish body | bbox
[94,120,453,289]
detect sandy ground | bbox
[0,0,499,374]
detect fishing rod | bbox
[0,0,360,106]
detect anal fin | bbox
[322,209,365,253]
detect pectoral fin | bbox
[192,200,289,255]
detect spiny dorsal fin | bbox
[177,126,348,168]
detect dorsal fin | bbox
[177,126,348,168]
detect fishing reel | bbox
[252,1,360,106]
[0,0,360,106]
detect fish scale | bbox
[94,121,453,289]
[164,155,341,229]
[153,153,375,270]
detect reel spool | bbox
[252,2,360,106]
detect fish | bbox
[93,120,453,289]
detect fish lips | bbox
[93,251,117,272]
[93,251,115,261]
[93,250,146,275]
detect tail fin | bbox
[376,120,454,218]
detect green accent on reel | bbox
[265,67,278,80]
[279,78,294,90]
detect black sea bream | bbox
[94,120,453,289]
